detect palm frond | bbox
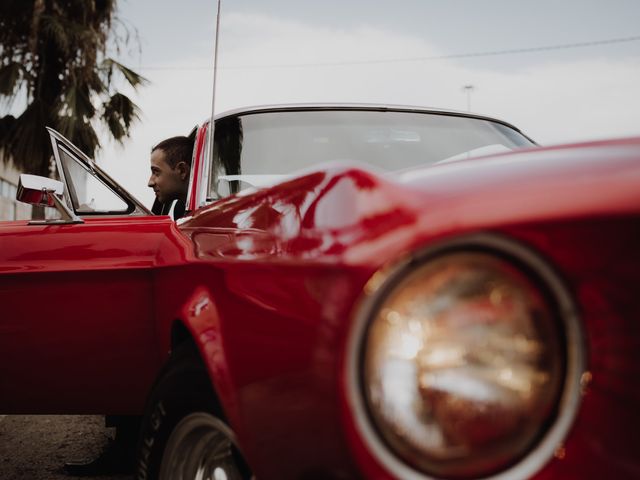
[56,115,101,158]
[102,58,149,89]
[56,114,79,144]
[75,121,100,155]
[105,113,126,141]
[102,92,141,142]
[61,83,96,120]
[87,70,107,95]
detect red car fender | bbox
[176,286,243,431]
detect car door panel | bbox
[0,216,175,414]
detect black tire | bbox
[135,342,250,480]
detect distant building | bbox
[0,160,33,220]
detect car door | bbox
[0,130,175,414]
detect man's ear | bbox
[176,161,190,180]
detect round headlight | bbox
[361,252,564,478]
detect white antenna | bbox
[211,0,222,120]
[205,0,222,201]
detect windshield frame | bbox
[204,104,536,202]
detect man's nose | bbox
[148,176,154,188]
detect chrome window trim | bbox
[47,127,151,216]
[185,132,199,208]
[214,103,532,139]
[199,121,213,206]
[49,132,75,211]
[345,233,585,480]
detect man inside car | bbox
[148,131,196,219]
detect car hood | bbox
[181,137,640,265]
[393,136,640,223]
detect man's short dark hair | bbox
[151,135,195,168]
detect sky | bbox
[96,0,640,206]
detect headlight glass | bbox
[362,252,564,478]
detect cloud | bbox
[476,59,640,144]
[216,13,640,143]
[98,12,640,202]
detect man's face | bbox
[148,149,188,204]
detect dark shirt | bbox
[151,198,186,220]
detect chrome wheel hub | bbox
[159,412,249,480]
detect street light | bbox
[462,84,475,112]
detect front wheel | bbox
[135,342,251,480]
[160,412,248,480]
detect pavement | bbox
[0,415,132,480]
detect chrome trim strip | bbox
[345,233,585,480]
[213,103,530,137]
[48,130,74,211]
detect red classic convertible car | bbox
[1,104,639,480]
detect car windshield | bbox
[210,109,534,197]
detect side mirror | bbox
[17,174,64,207]
[17,174,83,224]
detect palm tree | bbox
[0,0,147,180]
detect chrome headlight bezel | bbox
[346,234,585,480]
